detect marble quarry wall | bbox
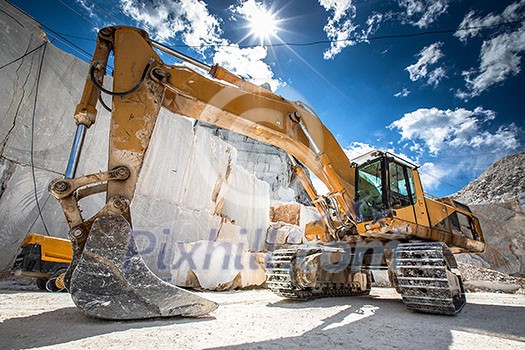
[0,3,313,289]
[198,123,312,206]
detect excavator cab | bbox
[353,150,483,250]
[355,151,418,223]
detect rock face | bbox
[0,3,301,290]
[0,4,95,275]
[198,124,312,205]
[131,114,272,283]
[454,151,525,277]
[454,151,525,211]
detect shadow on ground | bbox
[0,296,214,350]
[219,292,525,350]
[1,289,524,350]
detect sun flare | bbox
[249,9,277,40]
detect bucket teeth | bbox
[69,215,218,320]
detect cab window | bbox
[406,168,417,204]
[388,161,413,208]
[356,159,386,222]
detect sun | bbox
[234,1,284,46]
[248,9,278,42]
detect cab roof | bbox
[350,149,418,169]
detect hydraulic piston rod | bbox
[65,124,86,179]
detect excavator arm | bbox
[49,26,358,320]
[159,50,357,236]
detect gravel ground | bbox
[458,263,525,294]
[0,285,524,350]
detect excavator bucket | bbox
[68,215,218,320]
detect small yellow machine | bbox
[47,26,484,320]
[12,234,72,292]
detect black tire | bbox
[46,268,68,293]
[36,278,48,291]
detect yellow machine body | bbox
[21,233,72,264]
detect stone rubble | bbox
[458,263,525,294]
[270,202,321,228]
[266,222,304,246]
[266,202,322,248]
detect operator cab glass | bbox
[355,158,386,222]
[354,152,417,223]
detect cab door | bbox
[387,161,417,225]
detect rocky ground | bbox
[459,263,525,294]
[371,263,525,295]
[0,284,524,350]
[452,151,525,277]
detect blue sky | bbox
[9,0,525,197]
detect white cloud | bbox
[319,1,383,59]
[389,107,520,154]
[455,1,525,99]
[320,0,355,22]
[365,13,383,37]
[398,0,449,28]
[427,66,446,87]
[213,45,281,91]
[70,0,109,30]
[418,162,450,191]
[394,88,410,98]
[319,0,357,59]
[454,0,525,43]
[231,0,267,21]
[119,0,222,50]
[317,0,449,59]
[458,25,525,99]
[388,107,522,194]
[344,141,376,160]
[405,42,446,86]
[119,0,282,91]
[75,0,97,18]
[408,141,423,154]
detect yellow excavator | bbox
[48,26,484,320]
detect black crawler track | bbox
[390,242,466,315]
[266,248,371,299]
